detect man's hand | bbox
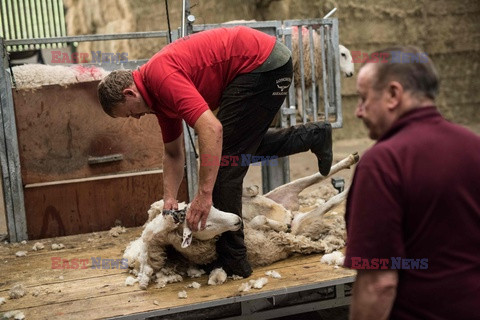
[163,197,178,211]
[186,193,212,231]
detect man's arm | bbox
[163,133,185,210]
[350,269,398,320]
[187,110,223,231]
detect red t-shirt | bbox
[132,26,276,143]
[344,107,480,319]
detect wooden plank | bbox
[12,81,166,185]
[0,229,355,320]
[23,174,188,239]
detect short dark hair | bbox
[97,69,134,117]
[366,46,439,100]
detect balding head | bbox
[365,46,439,101]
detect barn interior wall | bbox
[58,0,478,139]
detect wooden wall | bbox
[12,81,188,239]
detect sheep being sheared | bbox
[124,203,242,289]
[124,153,359,289]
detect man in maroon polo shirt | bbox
[97,26,333,277]
[344,46,480,319]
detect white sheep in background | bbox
[291,26,354,88]
[291,26,354,120]
[124,153,359,289]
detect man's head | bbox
[97,69,153,119]
[355,46,439,139]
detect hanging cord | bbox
[164,0,198,159]
[164,0,172,43]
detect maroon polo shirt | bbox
[344,106,480,319]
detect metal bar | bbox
[331,19,343,128]
[41,0,50,46]
[283,23,296,127]
[36,0,45,48]
[23,0,34,50]
[0,38,27,241]
[182,122,198,202]
[6,0,16,51]
[320,26,329,122]
[5,30,169,46]
[298,26,307,124]
[225,295,351,319]
[323,8,337,19]
[17,0,27,51]
[0,38,16,241]
[52,0,61,43]
[0,4,3,42]
[192,21,281,37]
[180,0,198,202]
[181,0,187,37]
[87,154,124,165]
[47,0,56,47]
[308,26,318,122]
[29,0,40,50]
[12,0,21,51]
[283,18,334,27]
[57,0,67,47]
[110,277,355,319]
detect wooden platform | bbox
[0,228,356,319]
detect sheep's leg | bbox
[265,152,359,211]
[249,215,290,232]
[291,186,349,235]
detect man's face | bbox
[113,100,151,119]
[111,86,154,119]
[355,64,392,140]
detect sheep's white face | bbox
[193,208,242,240]
[339,45,354,77]
[148,200,241,242]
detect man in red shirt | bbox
[344,46,480,319]
[98,26,333,277]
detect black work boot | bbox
[309,121,333,176]
[224,257,252,278]
[255,121,333,176]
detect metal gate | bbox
[192,19,343,192]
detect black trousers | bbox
[212,59,293,268]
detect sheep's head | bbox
[182,206,242,247]
[339,44,354,77]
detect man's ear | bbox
[122,87,136,97]
[386,81,403,110]
[182,225,193,248]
